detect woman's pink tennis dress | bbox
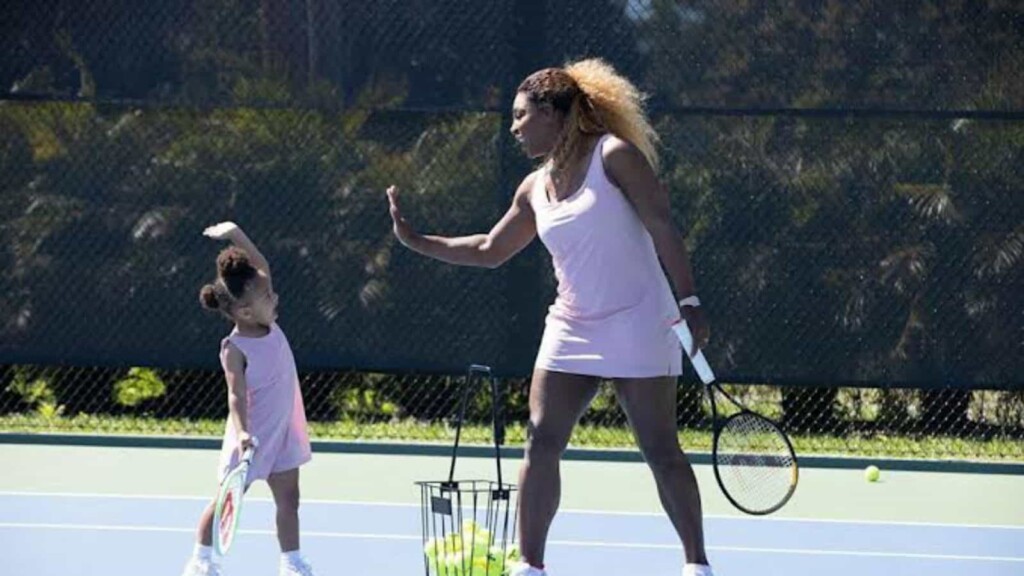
[529,134,683,378]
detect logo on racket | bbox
[213,437,258,555]
[218,493,235,535]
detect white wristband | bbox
[677,295,701,309]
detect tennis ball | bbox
[470,556,504,576]
[424,538,442,558]
[445,552,464,574]
[865,465,881,482]
[445,533,463,551]
[472,540,490,557]
[475,529,492,543]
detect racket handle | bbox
[239,436,259,462]
[671,321,716,384]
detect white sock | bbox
[683,564,713,576]
[193,544,214,561]
[282,550,303,565]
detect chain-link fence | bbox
[2,1,1023,461]
[2,365,1022,460]
[2,103,1021,384]
[5,1,1022,111]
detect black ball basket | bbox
[415,364,519,576]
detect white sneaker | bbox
[181,558,222,576]
[683,564,714,576]
[508,562,547,576]
[280,556,316,576]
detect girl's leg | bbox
[267,468,302,552]
[517,370,600,567]
[180,500,219,576]
[196,500,216,546]
[613,377,709,566]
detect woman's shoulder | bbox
[520,167,546,188]
[599,134,650,179]
[514,167,546,203]
[599,134,637,158]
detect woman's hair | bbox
[517,57,659,173]
[199,246,258,316]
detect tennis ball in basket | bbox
[864,465,881,482]
[470,555,504,576]
[445,552,464,574]
[445,533,463,551]
[424,537,444,558]
[472,539,490,555]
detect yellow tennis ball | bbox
[445,533,463,551]
[424,538,442,558]
[445,552,464,574]
[865,465,880,482]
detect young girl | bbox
[181,222,315,576]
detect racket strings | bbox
[716,413,796,514]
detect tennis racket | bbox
[213,438,258,555]
[672,321,798,515]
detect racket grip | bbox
[671,321,716,384]
[239,436,259,462]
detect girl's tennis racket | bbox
[213,438,258,555]
[672,321,798,515]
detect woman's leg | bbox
[518,370,600,567]
[614,377,709,566]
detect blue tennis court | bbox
[2,440,1024,569]
[3,455,1022,576]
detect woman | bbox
[386,58,713,576]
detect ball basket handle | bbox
[445,364,507,487]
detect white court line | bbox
[0,522,1021,563]
[2,490,1023,531]
[553,540,1024,563]
[0,522,418,540]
